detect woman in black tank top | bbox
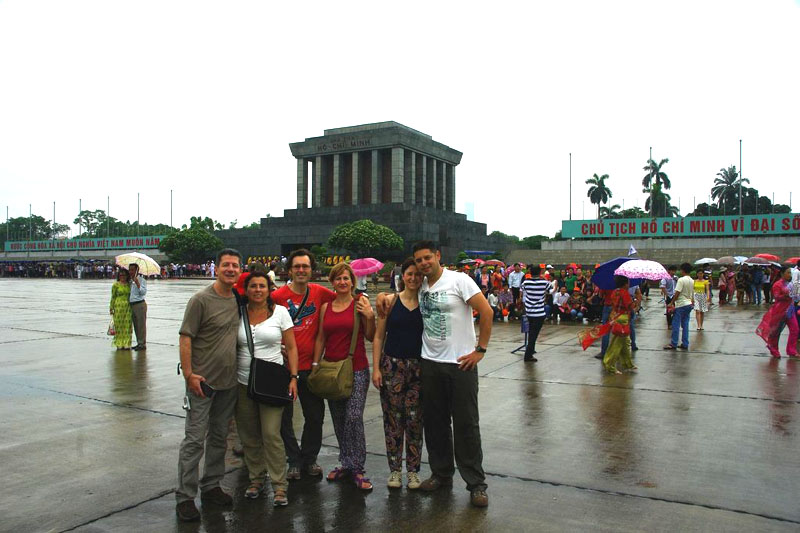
[372,257,424,490]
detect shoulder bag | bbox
[242,301,293,407]
[307,297,359,400]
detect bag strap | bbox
[290,287,311,321]
[382,293,400,343]
[239,298,255,359]
[348,296,361,357]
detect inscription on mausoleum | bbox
[315,137,372,152]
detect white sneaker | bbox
[387,471,402,489]
[407,471,421,490]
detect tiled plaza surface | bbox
[1,278,799,532]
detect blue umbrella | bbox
[591,257,643,290]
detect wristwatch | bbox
[475,345,487,353]
[291,374,300,380]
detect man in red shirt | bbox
[273,249,335,480]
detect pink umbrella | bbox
[485,259,505,267]
[613,260,671,281]
[349,257,384,276]
[473,258,486,265]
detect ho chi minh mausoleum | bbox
[217,122,506,260]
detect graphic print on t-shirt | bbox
[420,289,450,341]
[286,299,316,326]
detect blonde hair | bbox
[328,262,356,291]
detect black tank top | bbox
[383,296,423,359]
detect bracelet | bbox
[311,362,319,366]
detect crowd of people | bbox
[0,259,230,279]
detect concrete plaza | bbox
[1,278,799,532]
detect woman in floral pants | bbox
[373,257,425,489]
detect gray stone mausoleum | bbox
[216,122,506,260]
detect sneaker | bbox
[175,500,200,522]
[523,356,537,362]
[273,488,288,507]
[387,471,402,489]
[287,466,301,480]
[244,481,264,499]
[407,472,422,490]
[470,489,489,507]
[418,475,453,492]
[306,463,323,477]
[200,487,233,506]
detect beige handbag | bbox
[307,299,359,400]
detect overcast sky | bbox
[1,0,798,240]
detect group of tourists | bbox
[174,242,493,523]
[108,263,148,351]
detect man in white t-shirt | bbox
[412,241,493,508]
[665,262,694,350]
[791,261,800,303]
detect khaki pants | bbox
[176,385,237,503]
[130,301,147,346]
[235,384,287,490]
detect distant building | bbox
[216,121,506,260]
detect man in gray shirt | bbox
[660,265,677,328]
[129,263,147,351]
[175,249,242,522]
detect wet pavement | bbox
[2,278,799,532]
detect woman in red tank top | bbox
[313,262,376,490]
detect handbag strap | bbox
[240,300,255,359]
[348,296,361,357]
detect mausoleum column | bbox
[405,150,415,204]
[419,154,427,207]
[351,152,360,205]
[313,156,323,208]
[371,149,380,205]
[447,164,455,212]
[391,147,404,203]
[296,158,307,209]
[439,161,446,210]
[333,154,342,207]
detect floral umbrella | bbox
[744,256,771,266]
[349,257,384,276]
[614,260,671,281]
[485,259,505,267]
[115,251,161,276]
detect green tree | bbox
[618,207,647,218]
[599,204,622,219]
[182,216,224,232]
[711,165,748,215]
[0,214,70,247]
[520,235,550,249]
[642,158,671,216]
[586,173,612,219]
[489,230,519,244]
[456,251,469,261]
[644,184,680,217]
[159,227,223,264]
[327,219,403,257]
[311,244,328,261]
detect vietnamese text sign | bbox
[561,214,800,239]
[4,235,166,252]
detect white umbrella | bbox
[115,251,161,276]
[734,256,748,264]
[694,257,717,265]
[614,260,671,281]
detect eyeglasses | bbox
[292,265,311,270]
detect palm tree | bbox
[644,184,680,217]
[599,204,622,219]
[711,165,749,215]
[586,173,612,219]
[642,158,670,216]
